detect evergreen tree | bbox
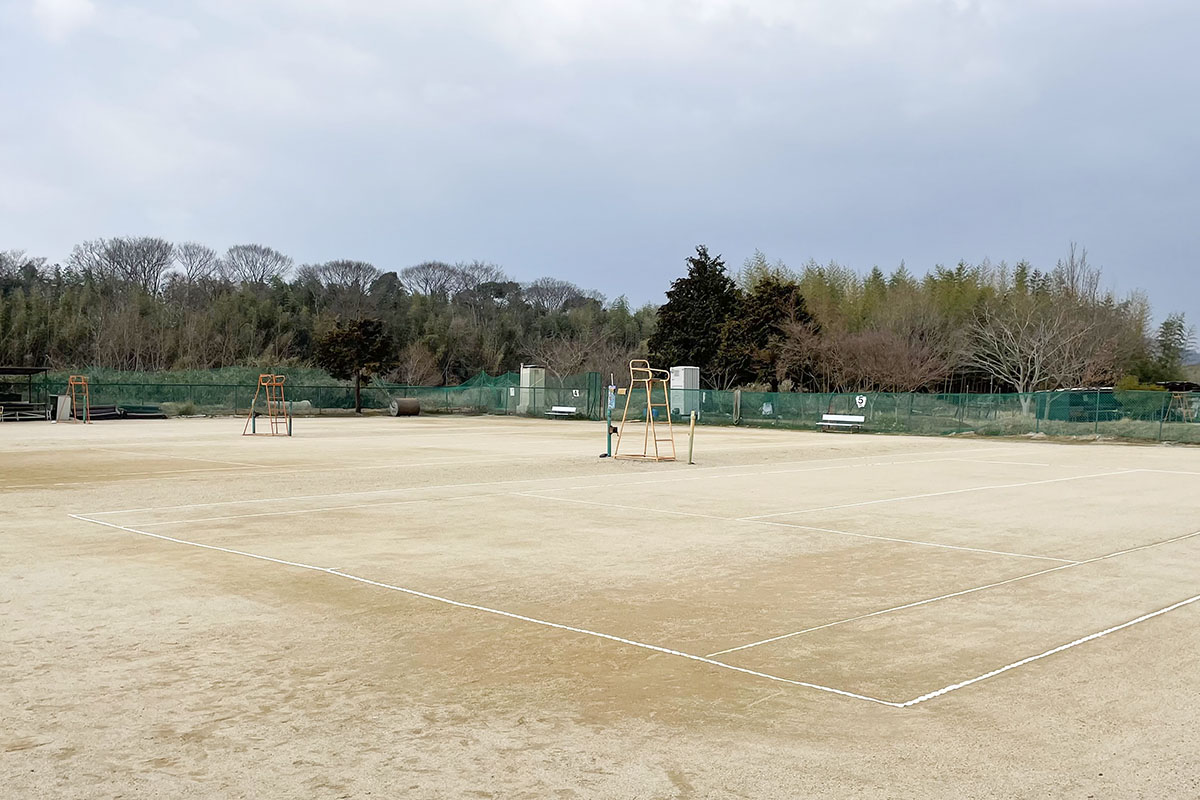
[715,274,811,390]
[647,246,739,383]
[1153,312,1193,380]
[314,318,398,412]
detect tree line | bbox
[0,238,1191,398]
[649,245,1193,401]
[0,239,654,386]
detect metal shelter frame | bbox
[0,366,50,422]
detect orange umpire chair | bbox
[613,360,675,462]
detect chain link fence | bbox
[33,375,1199,444]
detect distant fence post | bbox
[1094,390,1101,435]
[1159,392,1169,440]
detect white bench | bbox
[546,405,578,418]
[818,413,865,431]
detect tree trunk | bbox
[355,372,362,413]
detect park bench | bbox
[817,413,865,432]
[546,405,578,418]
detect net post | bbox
[605,384,615,457]
[688,410,696,464]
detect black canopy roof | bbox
[1157,380,1200,393]
[0,366,50,376]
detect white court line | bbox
[86,446,1015,516]
[752,519,1077,563]
[1,455,544,491]
[742,469,1140,519]
[123,460,968,527]
[706,563,1077,657]
[91,447,270,469]
[520,493,1077,564]
[144,491,513,526]
[948,458,1053,467]
[899,593,1200,706]
[43,456,540,500]
[706,527,1200,657]
[67,514,900,708]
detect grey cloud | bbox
[1,0,1196,326]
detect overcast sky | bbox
[2,0,1197,324]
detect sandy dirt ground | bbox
[3,415,1199,798]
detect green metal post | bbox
[1094,390,1100,435]
[604,384,615,457]
[688,410,696,464]
[1159,393,1169,440]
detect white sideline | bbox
[706,562,1078,657]
[142,491,515,527]
[84,446,1014,516]
[898,592,1200,707]
[706,527,1200,657]
[741,469,1140,519]
[67,513,901,708]
[520,493,1076,563]
[751,519,1078,563]
[947,458,1053,467]
[92,447,271,469]
[2,455,545,491]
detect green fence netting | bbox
[31,375,1200,444]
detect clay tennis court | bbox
[4,417,1199,797]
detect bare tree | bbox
[109,237,175,293]
[64,236,174,293]
[175,242,219,283]
[1050,242,1102,303]
[0,250,47,279]
[66,239,109,277]
[449,260,507,294]
[524,277,583,313]
[776,319,832,391]
[293,263,323,285]
[219,244,293,284]
[389,342,441,385]
[526,331,640,383]
[316,259,383,317]
[318,259,382,290]
[967,300,1106,413]
[829,327,956,392]
[525,333,597,380]
[830,301,959,392]
[401,261,457,295]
